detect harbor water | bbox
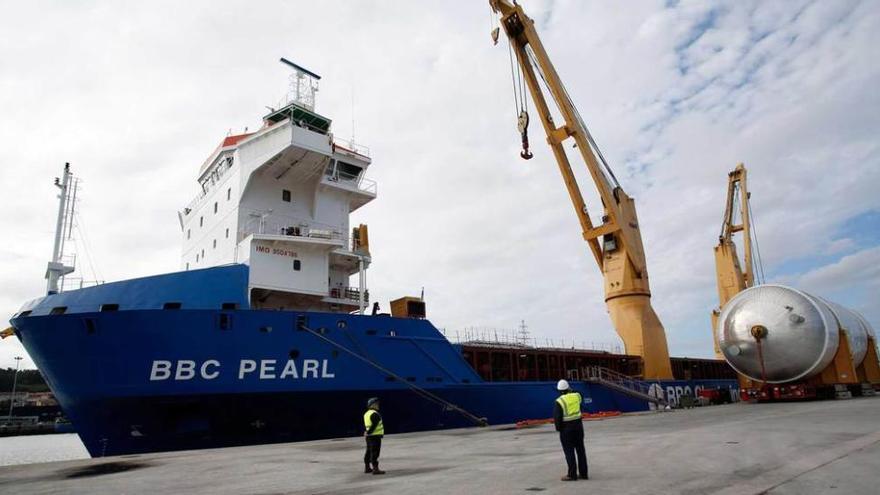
[0,434,88,466]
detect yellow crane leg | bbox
[606,295,673,380]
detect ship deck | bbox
[2,397,879,494]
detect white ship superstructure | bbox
[179,62,376,313]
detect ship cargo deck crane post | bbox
[711,163,758,358]
[489,0,673,379]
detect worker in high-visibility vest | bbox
[554,380,588,481]
[363,397,385,475]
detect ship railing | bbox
[584,366,665,405]
[447,327,623,354]
[240,210,365,252]
[323,168,377,196]
[59,277,105,292]
[333,137,371,158]
[329,286,369,304]
[185,155,235,213]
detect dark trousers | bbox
[559,429,588,478]
[364,435,382,468]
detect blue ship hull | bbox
[10,265,736,457]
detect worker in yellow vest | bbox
[554,380,588,481]
[363,397,385,475]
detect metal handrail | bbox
[239,210,364,252]
[322,169,377,195]
[328,286,369,303]
[585,366,665,405]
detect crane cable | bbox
[299,323,488,427]
[747,196,766,285]
[523,46,621,190]
[507,38,533,159]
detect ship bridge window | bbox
[49,306,67,315]
[100,304,119,312]
[163,302,182,310]
[227,188,231,200]
[293,259,301,271]
[214,202,218,214]
[200,216,204,227]
[282,189,291,202]
[336,161,362,181]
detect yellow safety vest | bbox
[364,410,384,436]
[556,392,582,422]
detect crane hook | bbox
[518,110,533,160]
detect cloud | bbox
[797,247,880,295]
[1,0,878,368]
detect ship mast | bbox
[46,163,76,294]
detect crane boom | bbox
[711,163,753,358]
[490,0,672,379]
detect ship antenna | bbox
[46,163,76,294]
[279,57,321,111]
[351,86,356,145]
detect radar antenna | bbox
[279,57,321,111]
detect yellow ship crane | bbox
[711,163,763,358]
[489,0,672,379]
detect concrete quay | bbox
[1,397,878,494]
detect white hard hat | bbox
[557,379,570,391]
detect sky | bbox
[1,0,878,369]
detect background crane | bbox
[711,163,764,358]
[489,0,673,379]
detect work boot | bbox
[560,475,577,481]
[372,465,386,475]
[364,465,373,474]
[579,472,589,480]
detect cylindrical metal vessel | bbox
[716,285,851,383]
[821,299,868,366]
[853,310,876,339]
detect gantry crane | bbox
[711,163,755,358]
[489,0,672,379]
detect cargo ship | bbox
[7,63,737,457]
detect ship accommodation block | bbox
[179,104,376,312]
